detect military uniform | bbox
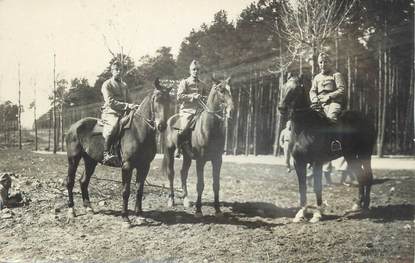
[101,78,133,139]
[309,71,345,121]
[176,76,209,130]
[279,122,292,172]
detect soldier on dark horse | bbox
[279,55,375,223]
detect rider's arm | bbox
[102,81,131,112]
[177,79,199,103]
[309,77,319,104]
[327,72,345,100]
[279,130,286,148]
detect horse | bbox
[65,79,171,222]
[278,76,375,223]
[162,77,234,217]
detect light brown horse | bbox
[65,80,171,222]
[162,77,234,217]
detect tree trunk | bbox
[245,72,253,155]
[233,87,241,155]
[253,72,258,156]
[376,44,384,157]
[48,110,52,151]
[347,54,352,110]
[34,106,38,151]
[60,106,64,151]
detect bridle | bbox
[197,82,231,122]
[133,92,158,130]
[197,97,226,121]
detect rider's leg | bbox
[102,113,119,164]
[177,113,194,158]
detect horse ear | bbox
[154,78,161,90]
[225,76,231,84]
[211,75,220,85]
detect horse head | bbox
[209,76,234,119]
[278,74,308,115]
[152,78,172,132]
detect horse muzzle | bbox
[278,104,288,114]
[157,121,167,132]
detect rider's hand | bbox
[192,94,201,100]
[318,94,330,103]
[310,103,321,111]
[128,103,140,110]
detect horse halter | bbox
[197,81,232,122]
[133,92,158,130]
[197,97,226,121]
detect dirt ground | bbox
[0,147,414,263]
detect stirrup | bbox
[103,152,121,167]
[331,140,342,152]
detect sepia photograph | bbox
[0,0,414,262]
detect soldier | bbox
[101,61,140,165]
[309,52,346,185]
[279,120,293,173]
[309,52,345,121]
[176,60,209,157]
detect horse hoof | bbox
[85,206,95,215]
[167,198,174,208]
[351,203,362,212]
[195,211,203,218]
[310,211,322,223]
[67,208,76,218]
[183,197,191,208]
[215,211,223,218]
[293,208,307,223]
[135,216,147,225]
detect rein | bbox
[133,94,156,130]
[197,97,226,121]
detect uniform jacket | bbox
[279,128,291,148]
[309,71,345,104]
[101,78,132,116]
[177,76,209,114]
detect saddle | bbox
[171,109,203,132]
[312,109,343,153]
[92,110,135,166]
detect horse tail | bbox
[66,117,98,157]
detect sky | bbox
[0,0,255,128]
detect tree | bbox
[278,0,356,74]
[66,78,101,106]
[136,46,177,81]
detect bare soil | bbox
[0,147,414,263]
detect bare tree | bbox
[278,0,356,74]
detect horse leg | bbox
[181,154,192,208]
[310,162,323,223]
[195,159,206,218]
[361,158,373,210]
[345,156,365,212]
[211,157,223,216]
[80,155,97,214]
[121,162,133,222]
[135,163,149,216]
[164,147,175,207]
[293,158,308,223]
[67,155,81,218]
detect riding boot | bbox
[177,128,193,158]
[103,134,118,166]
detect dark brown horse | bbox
[65,80,171,222]
[162,77,234,217]
[278,76,375,223]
